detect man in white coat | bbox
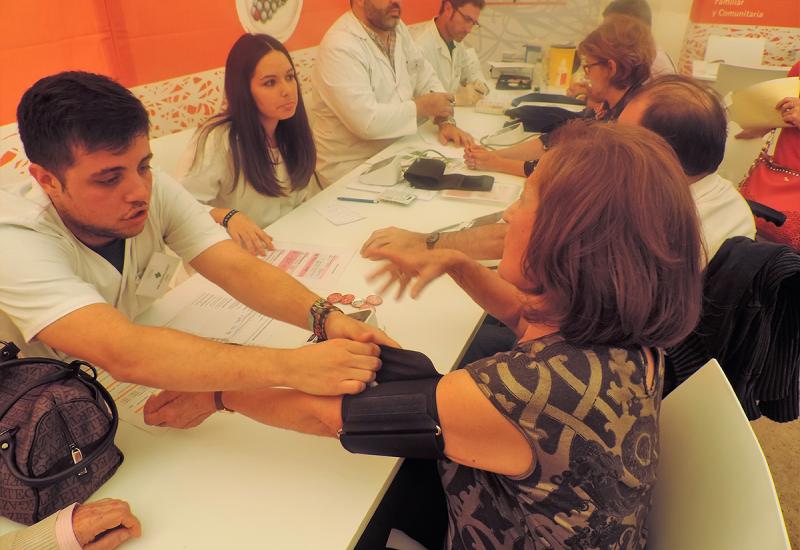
[411,0,488,106]
[312,0,475,186]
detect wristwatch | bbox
[426,231,441,249]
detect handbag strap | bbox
[752,129,800,179]
[0,359,119,488]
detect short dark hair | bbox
[194,33,315,196]
[440,0,486,14]
[17,72,149,177]
[522,121,702,349]
[603,0,652,27]
[578,15,655,90]
[632,75,727,177]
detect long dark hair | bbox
[193,33,315,196]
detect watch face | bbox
[426,232,440,248]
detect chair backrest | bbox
[149,127,197,180]
[650,360,790,550]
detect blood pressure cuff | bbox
[510,92,586,107]
[404,158,494,192]
[339,346,445,459]
[505,105,583,134]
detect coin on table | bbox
[357,302,374,310]
[327,292,343,304]
[365,295,383,306]
[351,298,366,308]
[340,293,356,305]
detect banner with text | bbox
[691,0,800,28]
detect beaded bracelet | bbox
[309,298,343,341]
[221,209,239,228]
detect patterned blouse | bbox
[439,333,663,549]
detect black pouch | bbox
[505,105,583,133]
[510,92,586,107]
[404,158,494,192]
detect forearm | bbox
[436,224,507,260]
[208,207,232,225]
[490,157,526,177]
[0,507,60,550]
[191,241,317,329]
[498,138,545,162]
[446,256,527,335]
[223,388,342,437]
[40,308,290,390]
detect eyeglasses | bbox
[582,61,607,74]
[455,7,480,28]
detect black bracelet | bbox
[221,209,239,228]
[214,391,235,413]
[523,160,538,177]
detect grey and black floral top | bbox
[440,333,663,549]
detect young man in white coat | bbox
[411,0,488,106]
[311,0,475,186]
[0,72,396,406]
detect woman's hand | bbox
[566,81,589,100]
[366,247,468,299]
[324,312,400,348]
[464,144,502,171]
[735,127,771,140]
[225,211,274,256]
[72,499,141,550]
[777,96,800,128]
[143,391,217,429]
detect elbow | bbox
[91,352,141,384]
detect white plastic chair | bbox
[149,127,196,180]
[650,360,791,550]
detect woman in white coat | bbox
[182,34,318,256]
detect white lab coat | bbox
[410,19,486,94]
[311,12,445,186]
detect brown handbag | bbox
[0,341,123,525]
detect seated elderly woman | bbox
[144,122,702,549]
[464,14,655,177]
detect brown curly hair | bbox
[578,14,655,90]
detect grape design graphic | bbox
[250,0,289,23]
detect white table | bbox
[0,105,527,549]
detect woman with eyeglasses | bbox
[464,15,655,177]
[180,34,319,256]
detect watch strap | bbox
[214,391,234,413]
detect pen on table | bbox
[337,196,380,204]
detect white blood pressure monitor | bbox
[359,155,402,186]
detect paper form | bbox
[262,241,355,286]
[165,291,274,346]
[95,369,162,434]
[315,203,366,225]
[729,77,800,129]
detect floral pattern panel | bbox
[678,23,800,75]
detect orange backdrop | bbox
[691,0,800,27]
[0,0,438,124]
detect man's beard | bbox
[58,206,145,244]
[365,1,401,31]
